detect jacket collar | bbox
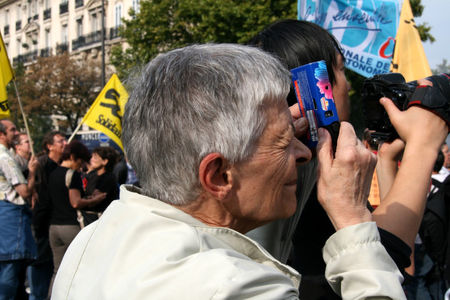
[119,185,301,287]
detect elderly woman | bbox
[52,44,408,299]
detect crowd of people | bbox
[0,125,137,299]
[0,19,449,300]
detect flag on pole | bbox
[390,0,432,81]
[298,0,402,78]
[81,74,128,150]
[0,32,13,118]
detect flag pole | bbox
[12,80,35,157]
[68,120,84,143]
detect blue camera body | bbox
[290,60,340,149]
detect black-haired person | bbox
[28,131,67,300]
[247,19,447,299]
[82,146,119,226]
[48,141,106,288]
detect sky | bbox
[414,0,450,71]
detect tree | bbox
[8,53,102,149]
[432,59,450,75]
[111,0,297,78]
[410,0,435,43]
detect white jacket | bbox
[52,185,405,300]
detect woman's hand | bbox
[289,103,309,139]
[316,122,376,230]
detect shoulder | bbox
[54,199,298,299]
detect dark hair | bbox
[92,146,119,172]
[363,130,378,151]
[248,19,343,106]
[12,133,27,148]
[434,150,445,173]
[61,140,91,162]
[42,131,65,153]
[0,119,9,135]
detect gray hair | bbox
[122,44,290,205]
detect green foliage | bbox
[8,54,101,151]
[410,0,435,42]
[111,0,297,78]
[410,0,424,16]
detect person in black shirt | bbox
[48,140,106,292]
[29,131,67,300]
[82,146,119,225]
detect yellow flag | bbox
[0,32,13,118]
[82,74,128,150]
[391,0,432,82]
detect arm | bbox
[14,156,38,202]
[375,139,405,200]
[317,123,406,299]
[69,189,106,210]
[371,98,447,249]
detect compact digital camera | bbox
[290,60,340,150]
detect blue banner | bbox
[298,0,402,78]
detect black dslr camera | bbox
[361,73,450,143]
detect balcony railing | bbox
[16,20,21,31]
[71,28,123,51]
[3,25,9,35]
[56,42,68,53]
[40,47,52,57]
[110,27,120,39]
[12,50,38,65]
[60,2,68,14]
[43,8,51,20]
[71,36,86,50]
[71,30,107,50]
[75,0,84,8]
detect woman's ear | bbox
[198,153,232,200]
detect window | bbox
[77,19,83,37]
[91,13,98,32]
[45,29,50,48]
[16,38,21,55]
[17,4,21,20]
[115,4,122,28]
[132,0,140,14]
[61,24,67,44]
[28,0,32,18]
[32,0,38,16]
[29,34,38,51]
[4,10,9,25]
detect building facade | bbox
[0,0,138,66]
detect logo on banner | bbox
[298,0,402,78]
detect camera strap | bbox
[407,74,450,126]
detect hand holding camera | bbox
[362,73,450,144]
